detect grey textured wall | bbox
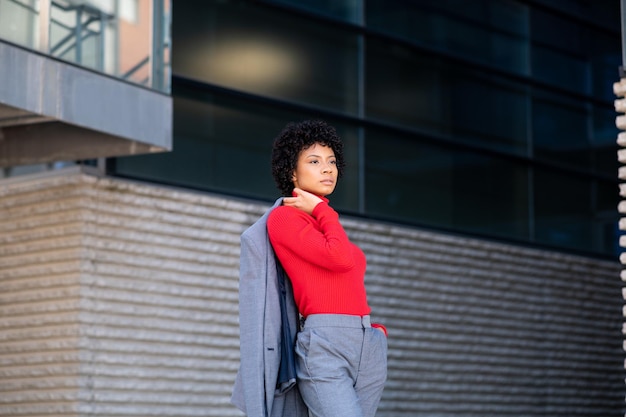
[1,168,623,416]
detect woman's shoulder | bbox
[269,204,302,221]
[268,204,311,230]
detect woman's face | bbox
[292,143,338,196]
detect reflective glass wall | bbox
[0,0,171,91]
[112,0,621,257]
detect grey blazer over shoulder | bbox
[231,198,307,417]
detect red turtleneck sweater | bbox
[267,197,371,318]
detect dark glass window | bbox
[531,9,591,95]
[172,0,359,115]
[113,82,361,211]
[532,91,591,170]
[365,128,530,240]
[111,0,621,258]
[591,31,623,103]
[263,0,362,24]
[366,37,529,156]
[531,89,618,179]
[534,168,592,252]
[115,91,284,200]
[365,40,449,136]
[592,105,620,178]
[447,71,529,156]
[594,180,621,255]
[366,0,529,75]
[533,167,618,255]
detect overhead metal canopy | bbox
[0,41,172,167]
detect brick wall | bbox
[0,168,623,416]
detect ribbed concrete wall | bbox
[355,223,624,416]
[0,171,84,416]
[0,168,623,416]
[0,169,257,416]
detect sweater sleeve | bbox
[268,201,356,272]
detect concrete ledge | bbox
[0,41,172,166]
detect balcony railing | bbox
[0,0,170,92]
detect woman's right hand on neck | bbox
[282,187,323,215]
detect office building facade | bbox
[1,0,624,415]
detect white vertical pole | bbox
[39,0,51,53]
[621,0,626,70]
[617,6,626,415]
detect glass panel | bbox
[591,105,619,178]
[366,38,529,156]
[533,168,593,253]
[265,0,362,24]
[117,0,155,87]
[50,2,104,69]
[0,0,38,49]
[172,0,359,114]
[489,0,529,36]
[448,71,529,155]
[365,39,448,135]
[330,126,360,213]
[113,83,361,211]
[593,180,621,257]
[365,128,530,240]
[532,0,620,28]
[590,31,622,103]
[531,9,590,95]
[532,91,591,171]
[365,0,529,75]
[531,46,589,95]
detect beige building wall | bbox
[0,168,622,416]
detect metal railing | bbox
[1,0,169,92]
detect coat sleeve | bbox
[231,231,267,417]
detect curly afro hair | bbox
[271,119,345,196]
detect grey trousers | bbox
[295,314,388,417]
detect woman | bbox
[267,119,387,417]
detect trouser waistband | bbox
[302,314,371,329]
